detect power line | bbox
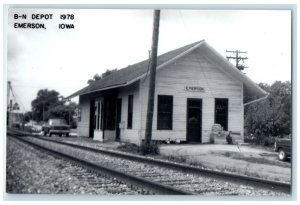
[8,82,27,113]
[226,50,248,71]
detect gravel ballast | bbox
[23,136,288,196]
[6,137,143,195]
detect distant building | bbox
[68,40,267,145]
[8,111,24,129]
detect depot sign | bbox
[184,86,205,92]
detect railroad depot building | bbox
[68,40,267,145]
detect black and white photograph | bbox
[4,5,294,199]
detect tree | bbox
[244,81,291,144]
[31,89,61,121]
[87,69,118,84]
[24,111,33,123]
[49,102,78,127]
[87,74,101,84]
[31,89,78,124]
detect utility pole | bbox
[226,50,248,71]
[145,10,160,146]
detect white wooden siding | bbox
[77,46,244,145]
[77,95,90,137]
[140,47,243,143]
[93,97,103,141]
[117,82,141,145]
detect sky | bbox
[6,9,291,112]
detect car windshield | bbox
[49,119,67,125]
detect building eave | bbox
[67,40,206,99]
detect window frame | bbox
[214,98,229,131]
[127,95,133,129]
[157,95,173,130]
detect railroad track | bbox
[8,135,191,195]
[7,131,290,195]
[8,137,144,195]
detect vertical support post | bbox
[145,10,160,145]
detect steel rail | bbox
[8,130,291,194]
[8,134,192,195]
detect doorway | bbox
[115,98,122,141]
[89,99,95,138]
[187,98,202,143]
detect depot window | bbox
[157,95,173,130]
[127,95,133,129]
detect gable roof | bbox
[68,40,267,99]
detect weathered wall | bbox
[77,46,244,144]
[77,95,90,137]
[117,82,141,145]
[140,47,243,143]
[93,97,103,142]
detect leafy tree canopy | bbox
[244,81,291,143]
[87,68,118,84]
[31,89,77,124]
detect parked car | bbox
[42,118,70,137]
[274,136,291,161]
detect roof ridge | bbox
[98,40,204,82]
[68,40,205,98]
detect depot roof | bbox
[68,40,267,100]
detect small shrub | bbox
[117,142,140,154]
[226,132,233,144]
[224,152,231,157]
[244,134,257,144]
[140,141,160,155]
[263,136,276,147]
[167,155,186,163]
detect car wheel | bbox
[66,133,69,137]
[278,149,287,161]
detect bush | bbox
[140,141,160,155]
[244,134,257,144]
[118,141,161,155]
[263,136,276,147]
[226,132,233,144]
[117,142,140,154]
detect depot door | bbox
[187,98,202,143]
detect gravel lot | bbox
[6,137,142,195]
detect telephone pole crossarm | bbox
[226,49,248,71]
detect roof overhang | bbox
[67,83,126,99]
[67,41,206,99]
[67,40,267,102]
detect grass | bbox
[160,147,291,182]
[165,155,187,163]
[219,151,290,168]
[117,143,140,154]
[117,142,160,155]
